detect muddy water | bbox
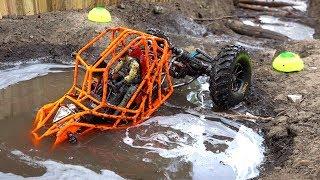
[241,0,315,40]
[0,63,264,179]
[242,15,315,40]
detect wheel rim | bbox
[232,62,245,93]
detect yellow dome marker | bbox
[88,7,112,23]
[272,51,304,72]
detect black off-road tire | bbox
[209,45,252,109]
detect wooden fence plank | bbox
[46,0,53,11]
[96,0,105,6]
[64,0,72,10]
[89,0,96,8]
[16,0,25,15]
[34,0,39,14]
[76,0,83,9]
[38,0,48,13]
[52,0,64,10]
[71,0,78,9]
[22,0,35,15]
[69,0,77,9]
[65,0,82,10]
[105,0,116,5]
[7,0,18,16]
[0,1,9,16]
[83,0,95,8]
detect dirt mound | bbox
[256,40,320,179]
[0,11,121,64]
[0,0,234,64]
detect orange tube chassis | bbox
[31,27,174,147]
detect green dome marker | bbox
[272,51,304,72]
[88,7,112,23]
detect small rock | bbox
[287,94,302,103]
[274,94,287,102]
[294,159,311,167]
[268,125,288,137]
[3,36,11,43]
[142,158,151,163]
[288,124,302,134]
[310,96,320,107]
[309,66,317,70]
[117,3,125,9]
[275,116,287,124]
[300,89,308,95]
[296,111,313,120]
[184,45,195,52]
[274,166,282,170]
[153,6,164,14]
[274,107,286,114]
[293,149,300,155]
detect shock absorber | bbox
[171,47,209,78]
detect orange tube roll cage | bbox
[31,27,174,147]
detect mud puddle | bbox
[0,63,265,179]
[242,0,315,40]
[242,15,315,40]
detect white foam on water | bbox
[186,76,212,108]
[0,57,51,67]
[0,172,22,180]
[279,0,307,12]
[224,126,265,179]
[0,63,74,90]
[123,114,265,180]
[0,150,124,180]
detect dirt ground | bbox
[309,0,320,38]
[0,0,319,179]
[255,40,320,179]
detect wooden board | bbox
[52,0,64,10]
[16,0,25,15]
[37,0,48,13]
[7,0,18,16]
[84,0,95,8]
[23,0,35,15]
[96,0,105,6]
[0,0,9,16]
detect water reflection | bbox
[0,65,264,179]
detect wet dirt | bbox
[0,65,264,179]
[309,0,320,38]
[258,40,320,179]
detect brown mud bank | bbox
[0,0,319,179]
[0,0,234,64]
[255,40,320,179]
[309,0,320,38]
